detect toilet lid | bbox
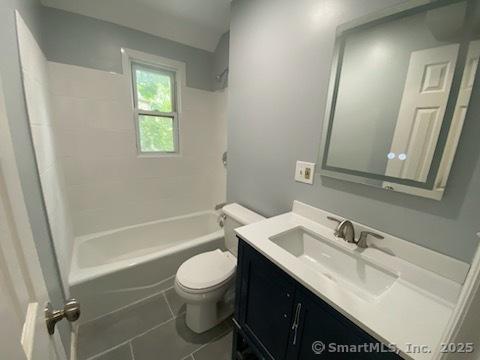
[176,249,236,290]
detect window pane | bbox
[135,66,173,112]
[138,115,175,152]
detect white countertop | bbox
[236,208,463,360]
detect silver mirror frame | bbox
[318,0,476,200]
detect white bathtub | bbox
[69,211,224,323]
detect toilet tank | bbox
[222,203,265,257]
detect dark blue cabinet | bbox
[234,238,402,360]
[287,289,400,359]
[235,237,296,360]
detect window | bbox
[132,62,178,154]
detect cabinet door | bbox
[236,239,297,360]
[287,289,401,360]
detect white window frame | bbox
[132,62,178,154]
[123,48,185,157]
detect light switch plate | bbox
[295,161,315,184]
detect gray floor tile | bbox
[193,331,233,360]
[77,294,173,360]
[132,315,232,360]
[164,288,186,317]
[90,344,132,360]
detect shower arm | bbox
[215,68,229,81]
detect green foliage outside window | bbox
[134,65,176,152]
[138,116,175,152]
[136,68,173,112]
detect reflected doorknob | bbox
[45,299,81,335]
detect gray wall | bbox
[0,0,70,351]
[40,7,216,91]
[227,0,480,263]
[213,32,230,90]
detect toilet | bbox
[175,203,265,333]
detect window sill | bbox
[136,152,182,158]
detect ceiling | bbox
[41,0,231,51]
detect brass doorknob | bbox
[45,299,81,335]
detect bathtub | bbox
[69,210,224,323]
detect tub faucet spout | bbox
[218,213,227,228]
[214,202,227,211]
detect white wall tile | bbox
[48,62,127,100]
[48,62,227,236]
[17,16,74,294]
[23,75,52,126]
[30,124,57,172]
[39,164,59,219]
[73,193,212,235]
[85,99,134,131]
[50,95,89,130]
[16,15,49,85]
[54,129,77,157]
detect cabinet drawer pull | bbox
[291,303,302,345]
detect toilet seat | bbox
[176,249,236,292]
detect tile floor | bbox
[77,288,233,360]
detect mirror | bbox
[320,0,479,199]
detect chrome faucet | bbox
[327,217,384,248]
[337,220,356,243]
[327,216,355,243]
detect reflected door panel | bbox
[385,43,459,181]
[436,39,480,188]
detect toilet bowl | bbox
[175,203,265,333]
[175,249,236,333]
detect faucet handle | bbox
[327,216,342,224]
[357,231,384,248]
[327,216,342,236]
[361,231,384,239]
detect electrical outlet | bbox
[295,161,315,184]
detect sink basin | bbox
[269,227,398,301]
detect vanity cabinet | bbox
[235,236,296,359]
[233,238,402,360]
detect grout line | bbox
[83,302,230,360]
[163,290,176,318]
[185,324,232,360]
[129,342,135,360]
[162,286,188,320]
[79,284,174,326]
[175,309,187,318]
[84,310,181,360]
[123,316,176,345]
[84,317,175,360]
[85,342,128,360]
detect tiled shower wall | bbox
[48,62,227,236]
[17,13,227,291]
[16,14,74,293]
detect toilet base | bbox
[185,298,234,333]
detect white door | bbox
[385,43,460,182]
[0,76,67,360]
[435,40,480,190]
